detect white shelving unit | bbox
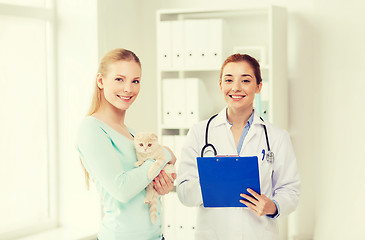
[156,5,288,240]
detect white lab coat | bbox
[176,108,300,240]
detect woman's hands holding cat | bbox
[163,146,176,165]
[153,170,176,195]
[153,146,176,195]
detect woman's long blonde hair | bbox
[80,48,141,189]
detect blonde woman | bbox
[77,48,176,240]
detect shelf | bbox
[160,65,269,73]
[157,5,288,130]
[157,6,270,19]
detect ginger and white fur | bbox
[134,132,175,224]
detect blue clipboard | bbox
[197,156,261,208]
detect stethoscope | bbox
[200,114,275,163]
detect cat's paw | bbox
[145,195,152,203]
[134,160,144,167]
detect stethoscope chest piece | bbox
[266,151,274,163]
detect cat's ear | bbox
[134,133,142,141]
[150,133,158,141]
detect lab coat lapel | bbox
[211,108,237,154]
[240,125,257,154]
[240,112,265,155]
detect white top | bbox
[176,107,300,240]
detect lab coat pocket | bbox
[263,218,280,240]
[258,153,273,175]
[258,152,274,194]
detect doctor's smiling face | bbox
[220,58,262,112]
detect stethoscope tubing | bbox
[201,114,273,161]
[260,117,271,152]
[201,114,218,157]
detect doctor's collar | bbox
[209,107,264,129]
[207,108,227,128]
[226,109,255,129]
[252,111,267,126]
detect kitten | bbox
[134,132,176,224]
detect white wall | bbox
[97,0,156,132]
[56,0,101,234]
[97,0,365,239]
[311,0,365,239]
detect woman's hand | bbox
[153,170,177,195]
[163,146,177,165]
[239,188,277,217]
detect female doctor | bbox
[176,54,300,240]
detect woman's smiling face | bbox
[220,61,262,112]
[97,60,141,111]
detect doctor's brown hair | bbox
[220,54,262,85]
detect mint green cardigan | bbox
[76,117,170,240]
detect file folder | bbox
[197,156,261,207]
[171,21,184,68]
[183,20,198,68]
[158,21,172,69]
[208,19,223,68]
[162,79,176,125]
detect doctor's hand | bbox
[240,188,277,217]
[163,146,176,165]
[153,170,177,195]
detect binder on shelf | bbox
[182,19,223,70]
[197,156,261,207]
[176,199,196,240]
[171,21,184,69]
[162,78,212,127]
[183,20,198,68]
[185,78,212,125]
[162,78,185,125]
[174,78,186,124]
[184,78,199,124]
[162,79,176,125]
[158,21,172,69]
[208,19,223,68]
[160,19,225,70]
[195,20,209,68]
[163,193,177,240]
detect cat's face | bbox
[134,133,159,154]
